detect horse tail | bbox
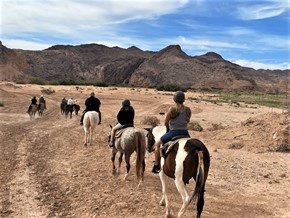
[191,150,205,204]
[89,113,95,128]
[135,131,145,180]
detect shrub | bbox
[208,123,225,131]
[41,88,55,95]
[94,82,108,87]
[156,84,187,92]
[30,77,47,85]
[276,143,290,153]
[140,116,160,126]
[188,121,203,132]
[0,101,4,107]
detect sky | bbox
[1,0,289,70]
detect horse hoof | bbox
[165,213,173,218]
[137,181,143,188]
[112,169,117,176]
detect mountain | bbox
[0,41,289,92]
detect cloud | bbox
[3,39,52,51]
[236,1,289,20]
[232,59,290,70]
[1,0,188,34]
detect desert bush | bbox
[94,82,108,87]
[140,116,160,126]
[188,121,203,132]
[228,143,244,149]
[41,88,55,95]
[156,84,187,92]
[208,123,225,131]
[0,101,4,107]
[30,77,47,85]
[275,143,290,153]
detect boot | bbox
[108,140,114,147]
[152,164,160,174]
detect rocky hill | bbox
[0,41,289,92]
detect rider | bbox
[67,97,74,106]
[109,99,135,147]
[80,92,101,125]
[27,96,37,112]
[38,95,46,110]
[152,91,192,174]
[61,97,67,104]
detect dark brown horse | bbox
[73,104,80,115]
[64,104,74,119]
[146,126,210,218]
[60,101,67,114]
[108,125,147,188]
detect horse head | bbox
[145,126,167,153]
[144,127,155,153]
[107,124,113,144]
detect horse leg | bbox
[89,126,94,145]
[84,127,89,146]
[159,170,172,217]
[176,177,190,218]
[137,159,146,188]
[123,153,130,181]
[118,152,123,175]
[111,148,118,175]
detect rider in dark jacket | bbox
[108,99,135,147]
[27,96,37,113]
[80,92,101,125]
[38,95,46,110]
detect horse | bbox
[27,104,37,120]
[38,103,45,117]
[146,126,210,218]
[64,104,74,119]
[83,111,99,146]
[73,104,80,115]
[60,101,67,114]
[108,125,147,188]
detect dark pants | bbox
[80,110,101,124]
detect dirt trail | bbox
[0,83,289,218]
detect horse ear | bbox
[144,127,151,132]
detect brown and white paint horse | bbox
[146,126,210,218]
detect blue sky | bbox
[1,0,289,70]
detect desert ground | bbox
[0,82,289,218]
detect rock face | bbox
[0,41,289,91]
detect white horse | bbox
[83,111,99,146]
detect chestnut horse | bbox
[146,126,210,218]
[27,104,37,120]
[38,103,45,117]
[108,125,146,188]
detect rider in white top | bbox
[67,98,74,105]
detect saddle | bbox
[115,124,134,138]
[160,135,190,159]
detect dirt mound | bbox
[207,111,290,153]
[241,112,290,152]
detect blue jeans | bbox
[160,129,190,144]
